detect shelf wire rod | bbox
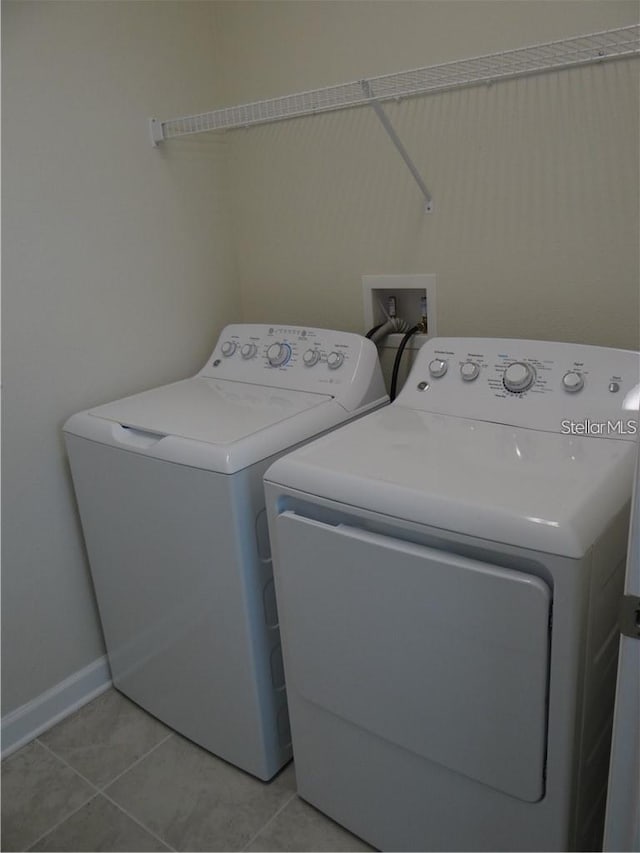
[150,24,640,144]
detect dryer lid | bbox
[265,404,637,558]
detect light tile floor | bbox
[1,689,372,852]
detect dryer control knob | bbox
[241,343,257,360]
[303,348,320,367]
[221,341,237,357]
[460,361,480,382]
[327,351,344,370]
[504,361,536,393]
[428,358,448,378]
[266,342,291,367]
[562,371,584,393]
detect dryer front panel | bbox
[275,511,551,803]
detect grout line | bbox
[34,735,176,852]
[36,738,102,793]
[101,790,177,852]
[241,790,298,852]
[98,732,177,852]
[37,730,174,794]
[25,790,100,851]
[97,731,174,792]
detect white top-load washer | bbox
[264,337,640,850]
[64,324,387,780]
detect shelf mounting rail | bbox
[149,24,640,208]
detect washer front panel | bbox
[65,433,290,779]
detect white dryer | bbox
[64,324,387,781]
[265,337,640,849]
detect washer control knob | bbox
[266,342,291,367]
[460,361,480,382]
[428,358,448,378]
[504,362,536,393]
[303,348,320,367]
[327,351,344,370]
[221,341,237,357]
[562,371,584,393]
[241,343,257,360]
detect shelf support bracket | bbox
[360,80,433,213]
[149,118,164,147]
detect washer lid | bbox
[64,377,350,474]
[87,377,332,444]
[265,405,637,558]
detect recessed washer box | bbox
[362,274,437,349]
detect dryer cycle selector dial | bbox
[241,343,257,360]
[266,342,292,367]
[327,351,344,370]
[429,359,448,378]
[303,348,320,367]
[503,362,536,393]
[562,371,584,393]
[460,361,480,382]
[221,341,237,357]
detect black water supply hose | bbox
[389,325,420,402]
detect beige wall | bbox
[217,0,640,350]
[2,1,239,714]
[3,0,639,721]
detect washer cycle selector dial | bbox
[303,348,320,367]
[266,342,291,367]
[460,361,480,382]
[221,341,237,357]
[327,351,344,370]
[241,343,257,360]
[428,359,448,378]
[562,371,584,393]
[503,362,536,393]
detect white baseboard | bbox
[1,656,112,759]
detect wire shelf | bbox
[151,24,640,143]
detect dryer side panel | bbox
[275,511,551,803]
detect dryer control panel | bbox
[200,324,388,413]
[398,337,640,439]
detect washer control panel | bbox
[400,337,640,438]
[200,324,387,411]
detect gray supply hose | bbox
[367,317,409,346]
